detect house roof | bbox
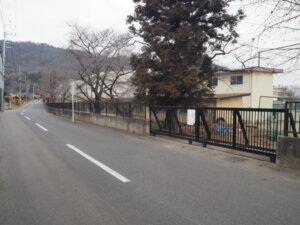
[205,93,251,100]
[215,67,283,75]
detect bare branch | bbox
[68,23,134,102]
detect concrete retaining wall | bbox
[45,106,150,136]
[277,136,300,170]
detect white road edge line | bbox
[23,101,35,112]
[66,144,131,183]
[35,123,48,132]
[25,116,31,121]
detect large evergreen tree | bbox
[127,0,244,105]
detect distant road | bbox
[0,101,300,225]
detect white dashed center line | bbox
[25,116,31,121]
[35,123,48,132]
[66,144,130,183]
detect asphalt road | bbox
[0,101,300,225]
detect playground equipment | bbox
[5,94,24,108]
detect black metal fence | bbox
[284,101,300,137]
[46,101,300,157]
[150,106,287,156]
[46,102,147,120]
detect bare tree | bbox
[286,85,300,98]
[252,0,300,32]
[214,1,300,71]
[68,24,133,102]
[58,80,72,103]
[249,0,300,67]
[40,63,73,102]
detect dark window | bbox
[208,77,218,87]
[231,75,243,85]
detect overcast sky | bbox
[8,0,134,47]
[0,0,299,86]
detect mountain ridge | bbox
[2,41,72,74]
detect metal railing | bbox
[46,101,147,120]
[284,101,300,137]
[46,102,300,157]
[150,106,286,156]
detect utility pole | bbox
[258,43,300,67]
[0,32,6,112]
[71,82,75,123]
[25,72,27,94]
[18,65,21,93]
[2,32,6,72]
[32,83,35,100]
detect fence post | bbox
[232,109,237,148]
[96,102,101,114]
[149,106,152,135]
[128,102,132,118]
[195,108,200,142]
[284,103,289,136]
[106,102,108,115]
[164,108,172,134]
[116,102,118,117]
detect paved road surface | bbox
[0,101,300,225]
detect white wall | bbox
[251,72,274,108]
[213,71,274,108]
[214,73,251,95]
[242,96,251,108]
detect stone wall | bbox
[277,136,300,170]
[45,105,150,136]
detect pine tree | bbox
[127,0,244,105]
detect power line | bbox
[0,0,17,110]
[0,0,5,29]
[14,0,17,38]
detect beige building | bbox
[72,71,135,101]
[273,86,295,99]
[204,67,283,108]
[72,67,283,109]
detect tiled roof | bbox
[215,67,283,74]
[205,93,251,100]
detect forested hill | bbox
[2,41,72,74]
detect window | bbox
[231,75,243,85]
[208,77,218,87]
